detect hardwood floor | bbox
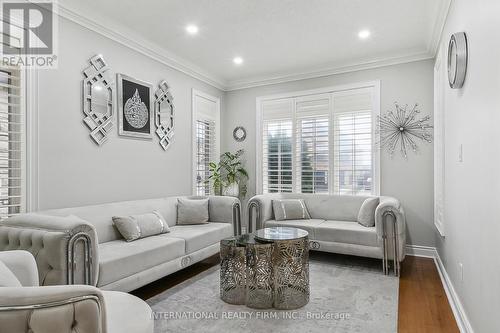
[398,256,459,333]
[132,254,459,333]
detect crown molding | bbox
[57,3,228,91]
[56,2,448,92]
[226,52,434,91]
[427,0,453,56]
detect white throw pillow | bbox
[0,260,22,287]
[272,199,311,221]
[357,197,380,227]
[113,211,170,242]
[177,198,209,225]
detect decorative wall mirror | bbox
[82,55,114,145]
[154,81,175,150]
[448,32,468,89]
[233,126,247,142]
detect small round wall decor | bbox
[233,126,247,142]
[448,32,468,89]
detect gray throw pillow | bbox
[357,197,380,227]
[0,260,21,287]
[113,211,170,242]
[177,198,209,225]
[272,199,311,221]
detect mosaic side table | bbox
[220,227,309,309]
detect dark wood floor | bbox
[132,254,459,333]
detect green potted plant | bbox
[207,149,249,199]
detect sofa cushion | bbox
[113,211,170,242]
[272,199,311,221]
[164,222,233,254]
[177,198,209,225]
[264,219,325,239]
[97,235,185,287]
[357,197,380,227]
[315,220,378,247]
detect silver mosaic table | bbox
[220,227,309,309]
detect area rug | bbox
[147,253,399,333]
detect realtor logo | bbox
[1,0,58,68]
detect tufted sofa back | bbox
[39,197,181,244]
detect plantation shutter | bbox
[332,89,374,195]
[261,99,294,193]
[194,94,218,196]
[295,94,330,193]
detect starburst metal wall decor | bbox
[378,103,433,158]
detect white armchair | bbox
[0,250,154,333]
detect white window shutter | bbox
[333,89,374,195]
[295,94,330,193]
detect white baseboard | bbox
[405,245,474,333]
[405,244,437,258]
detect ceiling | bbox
[60,0,450,90]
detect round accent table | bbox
[220,227,309,309]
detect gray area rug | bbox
[147,253,399,333]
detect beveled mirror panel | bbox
[82,55,114,145]
[154,80,174,150]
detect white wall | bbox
[36,17,224,210]
[435,0,500,331]
[223,60,435,247]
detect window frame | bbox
[191,89,221,196]
[256,81,380,195]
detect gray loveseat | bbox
[247,193,405,275]
[0,196,240,292]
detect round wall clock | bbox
[448,32,468,89]
[233,126,247,142]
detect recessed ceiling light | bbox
[233,57,243,65]
[186,24,199,35]
[358,29,371,40]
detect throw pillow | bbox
[113,211,170,242]
[177,198,209,225]
[357,197,380,227]
[0,260,22,287]
[272,199,311,221]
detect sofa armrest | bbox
[374,196,406,262]
[207,196,241,236]
[247,194,277,232]
[0,214,99,286]
[0,250,39,287]
[0,285,106,333]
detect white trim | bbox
[434,251,475,333]
[405,245,438,258]
[427,0,453,56]
[405,245,474,333]
[56,2,448,92]
[191,89,221,195]
[229,53,433,91]
[24,67,39,212]
[57,3,226,91]
[256,81,381,195]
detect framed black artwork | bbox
[117,73,153,139]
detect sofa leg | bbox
[247,201,260,233]
[67,232,93,285]
[382,210,400,277]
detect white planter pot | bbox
[223,182,239,197]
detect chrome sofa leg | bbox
[232,202,242,236]
[382,210,400,277]
[67,232,93,285]
[247,201,260,233]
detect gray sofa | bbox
[0,196,240,292]
[0,250,153,333]
[247,193,405,275]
